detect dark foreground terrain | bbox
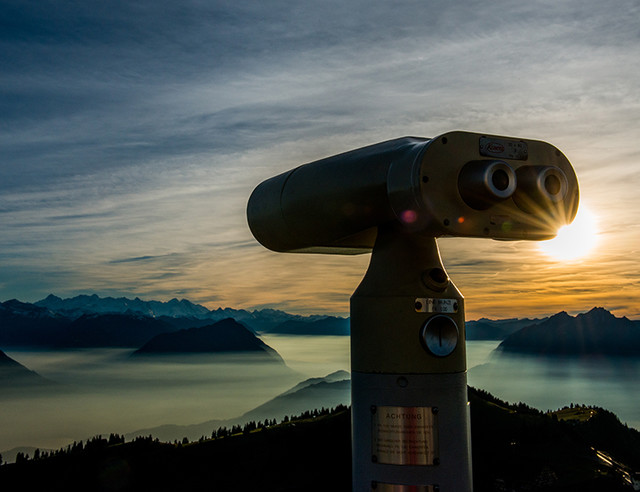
[1,388,638,491]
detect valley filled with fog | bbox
[0,336,350,454]
[1,350,296,452]
[2,336,639,458]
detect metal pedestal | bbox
[350,231,473,491]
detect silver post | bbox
[351,230,472,491]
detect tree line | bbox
[2,405,350,465]
[10,433,125,465]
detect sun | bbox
[538,205,599,261]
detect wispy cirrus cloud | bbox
[1,0,639,317]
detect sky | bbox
[1,0,639,319]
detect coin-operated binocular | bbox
[247,131,579,491]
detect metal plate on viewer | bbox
[414,298,458,313]
[372,483,436,491]
[479,136,528,160]
[372,406,439,466]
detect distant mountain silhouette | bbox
[2,296,346,348]
[125,371,350,442]
[243,379,350,421]
[7,296,640,354]
[277,370,349,396]
[33,293,340,333]
[132,318,283,362]
[498,307,640,356]
[36,294,211,319]
[0,349,54,389]
[236,370,350,424]
[466,316,547,340]
[61,313,178,348]
[263,317,350,335]
[3,296,329,348]
[0,302,178,348]
[0,299,72,346]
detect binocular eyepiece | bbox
[458,159,569,213]
[514,165,569,214]
[247,131,579,254]
[457,160,518,210]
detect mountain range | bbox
[0,296,349,348]
[2,295,640,356]
[35,294,211,319]
[33,294,346,334]
[498,307,640,356]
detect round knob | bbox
[420,315,459,357]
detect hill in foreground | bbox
[2,389,638,491]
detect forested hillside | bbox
[2,390,638,491]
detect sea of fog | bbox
[1,337,638,455]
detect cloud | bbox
[1,0,639,317]
[108,254,175,264]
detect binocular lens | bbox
[492,169,511,192]
[458,160,517,210]
[512,165,569,214]
[458,160,570,216]
[545,174,562,196]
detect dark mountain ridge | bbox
[0,305,178,348]
[466,316,547,340]
[0,349,55,390]
[262,317,350,335]
[4,296,640,351]
[3,297,328,348]
[132,318,283,362]
[35,294,211,320]
[0,300,72,346]
[62,313,178,348]
[499,307,640,356]
[31,294,346,334]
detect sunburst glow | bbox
[539,205,599,261]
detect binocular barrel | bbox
[247,137,427,253]
[247,131,579,253]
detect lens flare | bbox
[400,209,418,224]
[538,205,598,261]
